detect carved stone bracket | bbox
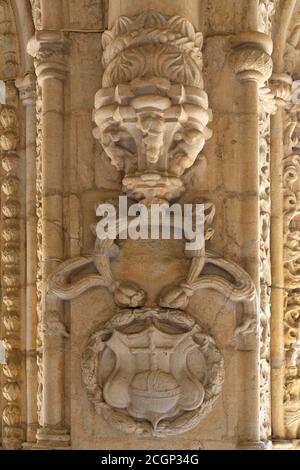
[93,10,212,202]
[93,79,212,201]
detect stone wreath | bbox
[81,308,224,437]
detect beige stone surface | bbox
[0,0,300,451]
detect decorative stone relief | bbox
[93,11,212,202]
[258,86,276,442]
[82,308,224,437]
[48,10,259,438]
[35,82,43,426]
[0,88,23,449]
[93,79,212,201]
[282,83,300,438]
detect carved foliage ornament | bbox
[82,308,224,437]
[94,11,212,202]
[101,12,204,89]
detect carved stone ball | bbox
[130,370,181,414]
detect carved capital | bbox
[27,31,68,83]
[231,32,273,84]
[15,73,36,106]
[270,73,293,107]
[94,11,212,201]
[102,11,204,88]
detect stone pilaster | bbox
[231,31,273,446]
[27,31,70,448]
[16,73,39,445]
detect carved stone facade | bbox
[1,0,300,451]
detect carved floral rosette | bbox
[82,308,224,437]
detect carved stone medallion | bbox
[82,308,224,436]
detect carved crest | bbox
[82,308,224,436]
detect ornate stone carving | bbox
[258,86,276,442]
[82,308,224,436]
[93,11,212,202]
[0,91,23,449]
[282,80,300,439]
[231,32,273,85]
[102,11,204,88]
[93,79,212,201]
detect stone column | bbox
[27,31,70,448]
[269,74,292,441]
[231,32,273,447]
[0,83,23,450]
[16,73,38,444]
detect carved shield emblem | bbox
[82,308,224,436]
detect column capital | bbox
[269,73,293,107]
[27,31,69,84]
[231,32,273,85]
[15,73,36,107]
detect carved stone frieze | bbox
[101,11,204,89]
[282,80,300,439]
[47,9,259,440]
[258,86,276,442]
